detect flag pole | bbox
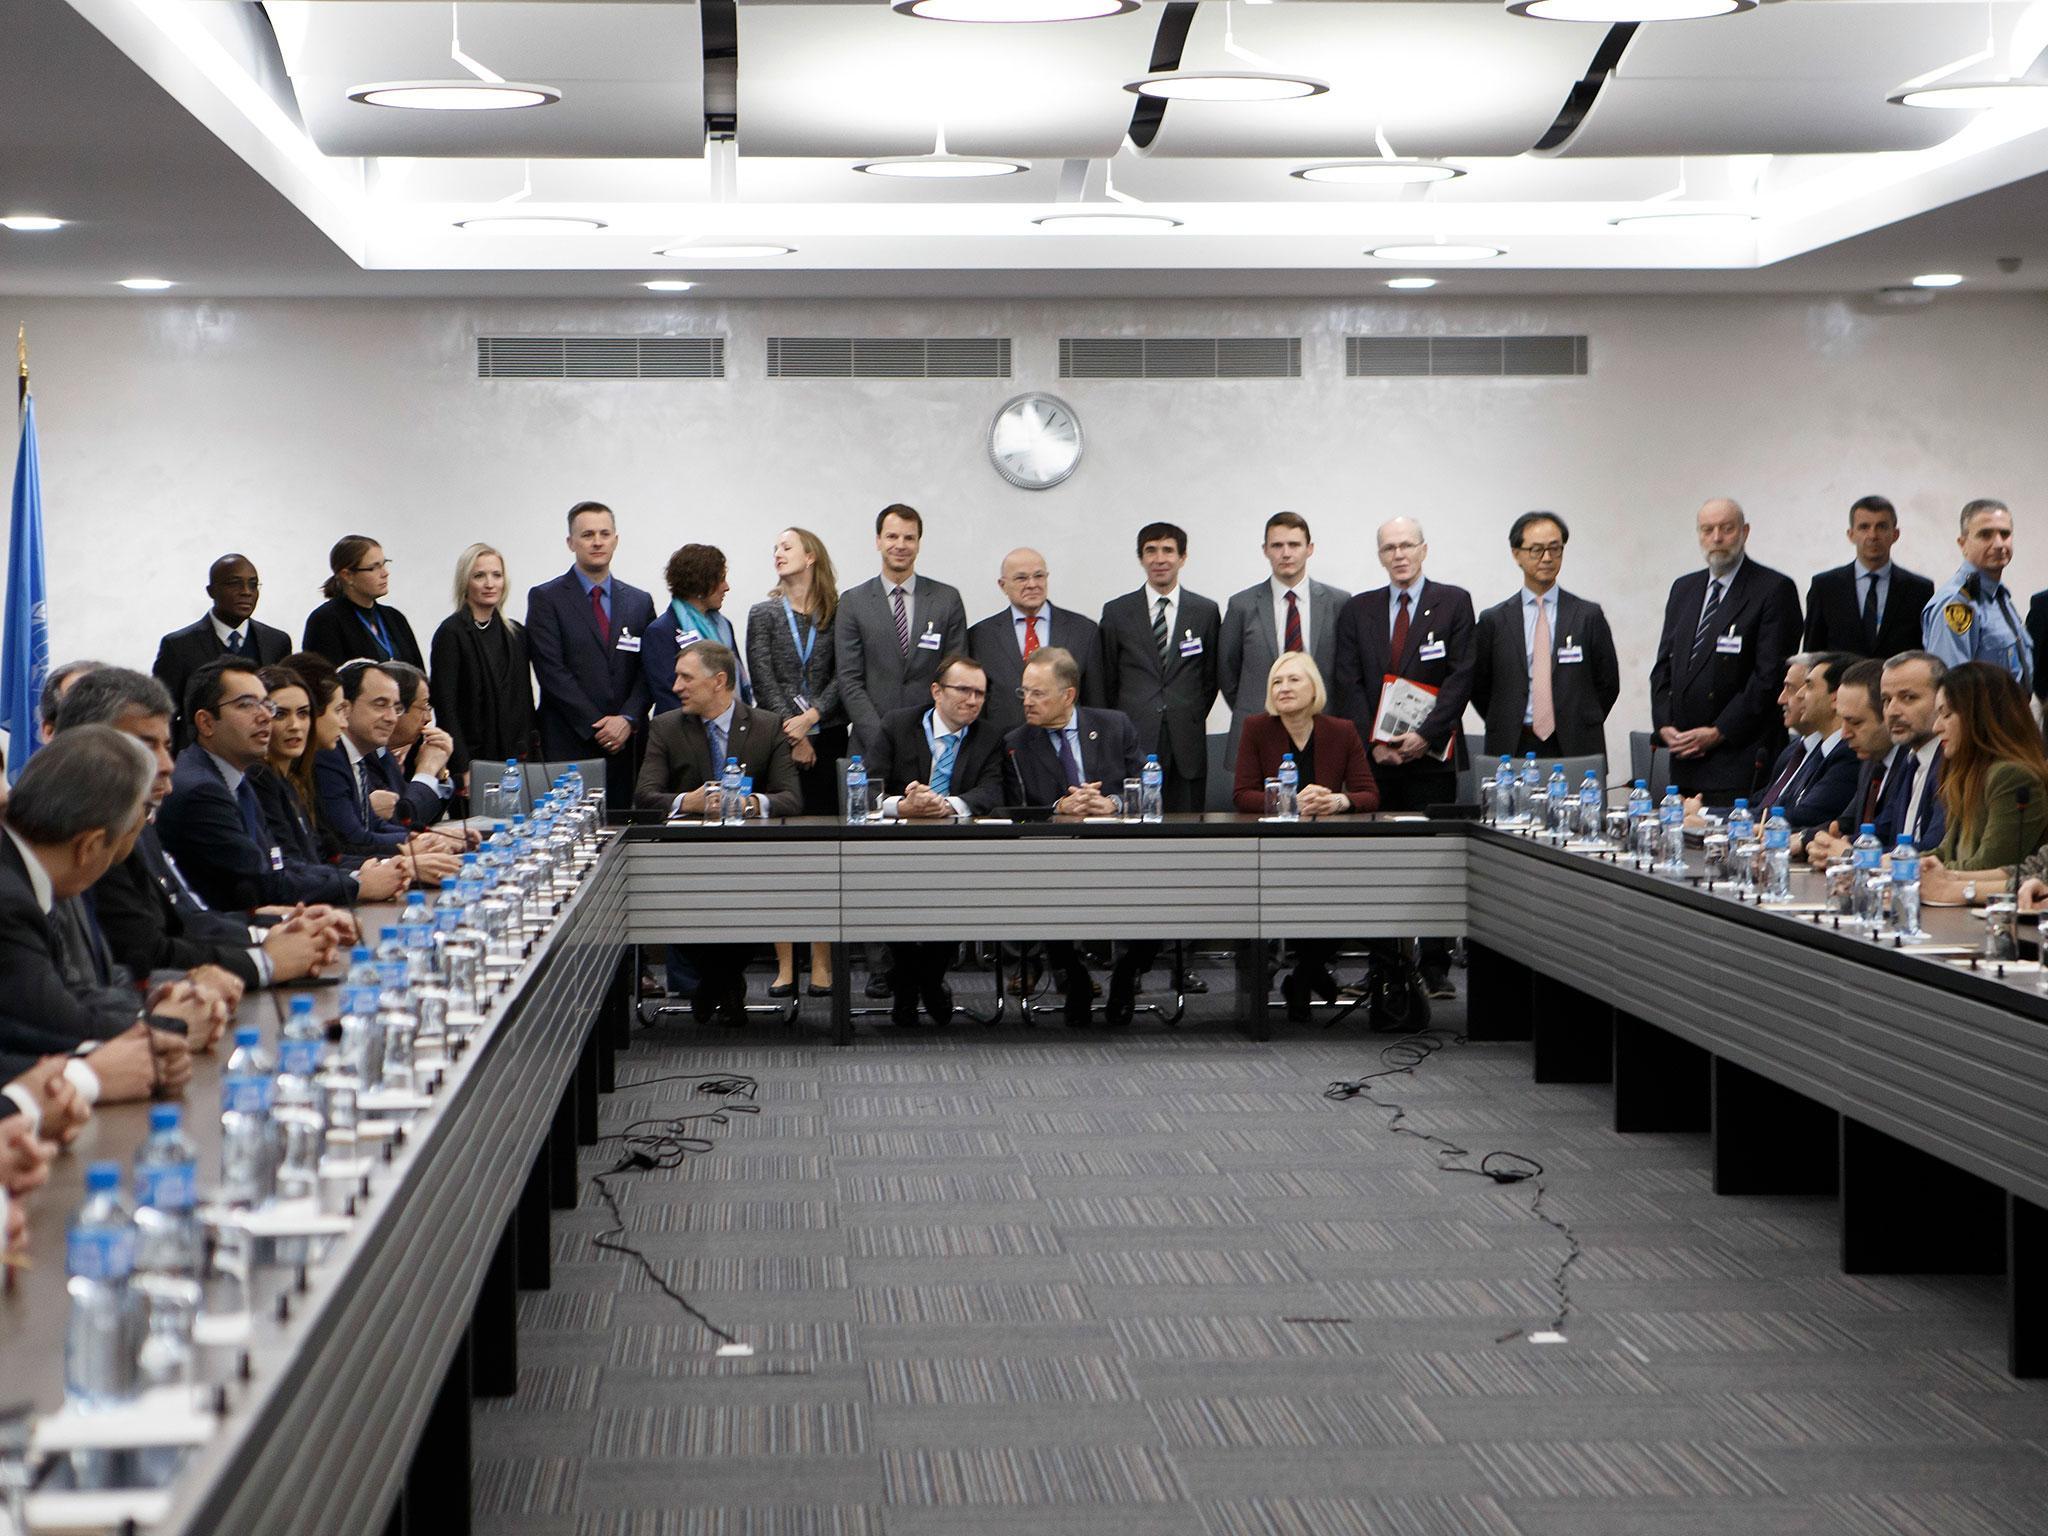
[14,325,23,419]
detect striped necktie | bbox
[1153,596,1170,662]
[931,732,959,797]
[1690,577,1725,665]
[891,586,911,657]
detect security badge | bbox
[1178,629,1203,657]
[1945,600,1974,636]
[917,622,942,651]
[1418,630,1446,662]
[617,624,642,653]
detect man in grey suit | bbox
[1471,511,1621,761]
[835,504,969,759]
[967,547,1104,738]
[1217,511,1351,769]
[1098,521,1221,815]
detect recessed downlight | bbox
[1367,243,1502,262]
[1385,277,1439,290]
[894,0,1137,17]
[1293,160,1463,186]
[1910,272,1965,288]
[1032,212,1182,233]
[1888,78,2048,110]
[455,215,608,234]
[654,243,795,260]
[1609,210,1757,228]
[1506,0,1753,18]
[0,215,65,232]
[1124,70,1328,102]
[643,280,699,292]
[348,80,560,111]
[117,277,174,291]
[854,155,1030,179]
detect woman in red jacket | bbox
[1234,652,1380,1017]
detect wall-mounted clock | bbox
[988,391,1083,490]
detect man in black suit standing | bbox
[967,547,1103,739]
[1649,497,1804,807]
[152,555,292,750]
[1098,522,1220,815]
[1471,511,1620,761]
[1802,496,1934,659]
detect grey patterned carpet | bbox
[476,972,2048,1536]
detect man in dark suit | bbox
[1217,512,1351,769]
[1649,498,1804,806]
[1001,647,1152,1027]
[1471,511,1621,761]
[527,501,658,817]
[634,642,802,1026]
[1802,496,1935,659]
[1808,651,1948,865]
[1098,521,1220,815]
[967,547,1103,739]
[313,663,465,873]
[152,555,293,750]
[836,504,970,758]
[382,661,465,825]
[2027,587,2048,706]
[1752,652,1860,837]
[1810,659,1907,849]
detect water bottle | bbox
[1277,753,1300,821]
[500,758,524,816]
[1762,804,1793,902]
[844,754,868,825]
[1493,756,1516,824]
[1517,753,1540,821]
[1625,779,1653,857]
[1724,797,1754,851]
[1141,754,1164,823]
[132,1107,201,1472]
[65,1162,142,1486]
[1547,763,1571,837]
[1577,769,1602,839]
[1851,822,1885,928]
[220,1026,276,1209]
[1657,784,1686,873]
[433,876,465,936]
[274,995,327,1199]
[400,891,435,983]
[339,945,382,1088]
[376,929,419,1096]
[1890,837,1922,938]
[722,758,745,824]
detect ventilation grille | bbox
[1059,337,1302,380]
[765,337,1012,379]
[1346,335,1588,378]
[476,336,725,380]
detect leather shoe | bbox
[688,987,716,1022]
[889,996,920,1029]
[767,979,797,999]
[864,973,894,999]
[1176,971,1209,995]
[1105,956,1139,1027]
[1061,967,1092,1027]
[1300,964,1339,1005]
[1280,970,1311,1024]
[921,981,955,1027]
[1425,973,1456,1000]
[715,977,750,1028]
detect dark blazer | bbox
[1001,707,1144,810]
[745,596,842,730]
[152,613,293,749]
[1330,580,1479,774]
[1833,746,1913,847]
[428,613,534,766]
[301,596,425,670]
[2028,589,2048,702]
[632,699,803,816]
[90,824,262,988]
[643,605,749,717]
[1756,735,1861,833]
[1803,562,1936,659]
[313,744,418,855]
[1649,559,1804,794]
[1471,587,1621,759]
[1217,577,1351,764]
[1097,588,1221,781]
[868,705,1007,816]
[525,570,658,760]
[834,574,970,752]
[967,605,1105,738]
[0,837,145,1055]
[249,762,359,874]
[1231,714,1379,815]
[157,744,354,910]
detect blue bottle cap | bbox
[1666,786,1679,796]
[381,926,401,943]
[233,1026,261,1048]
[406,891,427,906]
[350,946,372,964]
[1733,799,1749,809]
[289,995,314,1016]
[149,1104,180,1133]
[85,1162,120,1193]
[1861,823,1877,835]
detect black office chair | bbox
[1625,732,1673,803]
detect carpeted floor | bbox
[476,972,2048,1536]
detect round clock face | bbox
[988,392,1083,490]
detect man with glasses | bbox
[314,663,465,869]
[1472,511,1619,760]
[968,548,1103,739]
[152,555,293,750]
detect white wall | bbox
[7,290,2048,772]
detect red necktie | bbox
[589,583,610,643]
[1283,590,1303,653]
[1861,762,1886,823]
[1390,591,1411,666]
[1023,614,1040,658]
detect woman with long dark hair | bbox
[1918,661,2048,903]
[302,534,425,668]
[253,656,409,901]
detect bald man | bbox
[1648,497,1803,806]
[966,546,1104,738]
[152,554,294,750]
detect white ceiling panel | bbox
[1139,3,1604,159]
[734,3,1157,159]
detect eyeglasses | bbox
[1017,686,1066,702]
[938,683,987,700]
[350,559,392,574]
[1378,541,1423,556]
[1516,542,1565,558]
[223,694,278,718]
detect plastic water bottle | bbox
[1625,779,1653,857]
[844,754,868,825]
[65,1162,142,1486]
[339,945,382,1088]
[721,758,745,824]
[1277,752,1300,821]
[220,1027,276,1209]
[434,876,465,935]
[1141,754,1164,823]
[1657,784,1686,873]
[1762,804,1793,901]
[1518,753,1540,820]
[1851,822,1886,928]
[1724,797,1754,850]
[274,995,327,1201]
[1493,757,1516,824]
[500,758,524,816]
[1577,770,1602,839]
[1890,837,1922,938]
[1546,763,1571,836]
[132,1107,201,1471]
[400,891,435,983]
[376,929,419,1096]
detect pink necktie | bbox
[1530,600,1556,742]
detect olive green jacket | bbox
[1936,760,2048,871]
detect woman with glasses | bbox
[302,534,426,669]
[429,542,535,770]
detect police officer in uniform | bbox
[1922,498,2033,690]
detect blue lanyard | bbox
[356,604,393,657]
[781,596,816,672]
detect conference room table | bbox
[1,810,2044,1535]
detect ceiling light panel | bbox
[1139,3,1604,159]
[736,3,1156,159]
[267,1,704,158]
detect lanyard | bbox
[356,604,393,657]
[781,595,817,672]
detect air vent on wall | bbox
[476,336,725,380]
[765,337,1012,379]
[1060,337,1302,380]
[1346,335,1588,379]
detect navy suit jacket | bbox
[313,744,417,856]
[642,606,749,716]
[1001,707,1144,810]
[157,744,354,910]
[1756,735,1860,833]
[89,824,263,988]
[152,613,293,750]
[1803,562,1935,660]
[1329,581,1479,773]
[526,569,658,759]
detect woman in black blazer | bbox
[429,542,535,777]
[254,658,410,901]
[302,534,425,669]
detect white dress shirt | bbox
[1147,585,1182,649]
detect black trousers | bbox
[888,941,953,999]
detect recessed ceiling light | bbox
[1887,77,2048,110]
[854,155,1030,179]
[348,80,560,111]
[0,215,65,232]
[1385,277,1439,290]
[643,280,699,292]
[1367,243,1503,262]
[1910,272,1965,288]
[117,277,174,291]
[654,243,795,260]
[894,0,1137,17]
[1609,210,1757,228]
[1505,0,1754,19]
[1293,160,1464,186]
[1032,212,1182,233]
[1124,70,1328,102]
[454,215,608,234]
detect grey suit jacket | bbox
[744,597,843,729]
[1097,587,1222,780]
[834,573,969,753]
[632,699,804,816]
[966,604,1105,738]
[1217,576,1351,766]
[1470,587,1622,760]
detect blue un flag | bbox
[2,395,49,781]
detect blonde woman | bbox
[429,542,534,770]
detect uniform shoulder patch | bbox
[1944,600,1974,636]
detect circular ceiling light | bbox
[643,280,699,292]
[1293,160,1463,186]
[1032,212,1181,233]
[0,215,65,232]
[1888,78,2048,110]
[348,80,560,111]
[654,242,795,259]
[1367,243,1502,262]
[1609,209,1757,228]
[854,154,1030,178]
[894,0,1137,17]
[1506,0,1753,19]
[455,215,608,233]
[1385,276,1439,290]
[1124,70,1329,102]
[1910,272,1965,288]
[117,277,174,290]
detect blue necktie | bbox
[1051,727,1082,788]
[708,720,726,769]
[235,776,271,850]
[931,732,958,797]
